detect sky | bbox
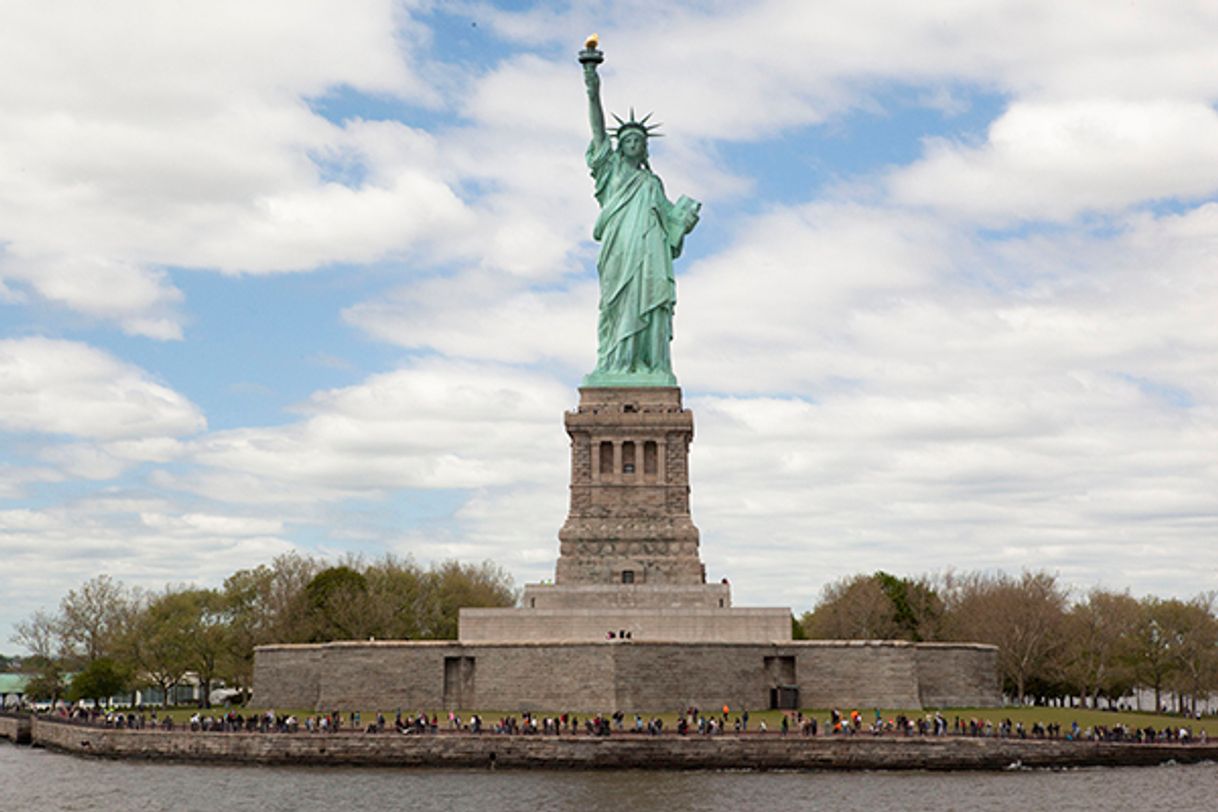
[3,1,1218,649]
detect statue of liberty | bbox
[579,37,701,387]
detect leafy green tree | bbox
[1160,594,1218,714]
[303,565,372,642]
[362,555,428,639]
[801,574,904,640]
[1061,589,1140,707]
[222,552,321,688]
[418,560,515,640]
[179,589,229,708]
[790,614,807,640]
[1132,597,1177,712]
[874,572,943,641]
[123,588,196,706]
[68,657,130,707]
[23,659,67,707]
[801,572,942,641]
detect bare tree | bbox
[943,570,1068,703]
[56,575,136,664]
[11,609,59,660]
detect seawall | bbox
[0,713,32,744]
[26,717,1218,771]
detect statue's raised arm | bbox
[581,35,606,148]
[577,36,702,389]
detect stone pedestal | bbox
[557,387,704,585]
[458,385,794,645]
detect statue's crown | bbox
[611,108,662,140]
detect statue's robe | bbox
[586,137,692,381]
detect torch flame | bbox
[585,33,599,50]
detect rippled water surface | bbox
[3,741,1216,811]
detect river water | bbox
[2,740,1215,811]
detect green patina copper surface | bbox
[579,43,700,388]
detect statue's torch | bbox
[578,33,603,65]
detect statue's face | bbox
[619,131,647,161]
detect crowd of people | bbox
[33,703,1209,744]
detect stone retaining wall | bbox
[27,717,1218,771]
[252,639,1000,713]
[0,713,30,743]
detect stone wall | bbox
[252,640,1001,713]
[0,713,30,743]
[466,644,615,711]
[916,643,1001,708]
[613,644,772,710]
[458,607,791,644]
[521,582,731,610]
[796,642,923,709]
[27,716,1218,771]
[315,642,454,710]
[251,645,324,710]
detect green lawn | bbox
[123,704,1217,736]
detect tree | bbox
[801,572,942,641]
[11,609,59,661]
[222,552,321,689]
[942,570,1068,703]
[23,660,66,707]
[802,574,905,640]
[1061,589,1140,707]
[123,588,196,706]
[790,614,808,640]
[179,589,229,708]
[418,560,516,640]
[1160,594,1218,714]
[873,572,943,641]
[68,657,130,707]
[56,575,136,665]
[1132,597,1177,712]
[303,565,372,642]
[361,555,428,640]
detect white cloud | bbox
[0,337,205,440]
[0,498,297,644]
[0,1,464,335]
[6,1,1218,643]
[343,269,596,371]
[5,1,1218,338]
[482,1,1218,136]
[890,101,1218,222]
[0,468,63,500]
[176,359,570,503]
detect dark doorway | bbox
[769,685,800,710]
[764,655,797,709]
[443,656,475,709]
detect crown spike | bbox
[609,108,664,140]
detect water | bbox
[2,740,1216,811]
